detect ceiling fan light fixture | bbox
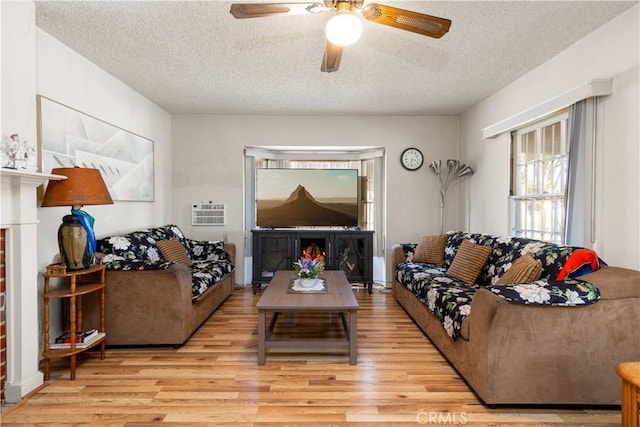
[325,12,363,46]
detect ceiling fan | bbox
[229,0,451,73]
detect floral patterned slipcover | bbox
[97,225,234,301]
[396,232,602,340]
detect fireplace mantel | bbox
[1,168,65,187]
[1,168,65,403]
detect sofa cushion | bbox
[444,231,505,286]
[447,240,491,285]
[189,259,234,300]
[442,231,596,287]
[157,239,192,266]
[97,224,189,262]
[187,239,230,262]
[412,234,447,265]
[97,225,235,301]
[496,253,542,284]
[396,261,475,340]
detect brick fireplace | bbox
[0,168,64,404]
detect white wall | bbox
[459,5,639,269]
[171,114,460,286]
[1,1,37,158]
[36,28,173,263]
[35,29,173,338]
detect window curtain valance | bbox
[244,146,384,160]
[482,79,611,140]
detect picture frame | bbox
[37,95,154,202]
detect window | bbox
[510,109,569,243]
[244,146,385,258]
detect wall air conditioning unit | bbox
[192,202,226,226]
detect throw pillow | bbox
[156,239,193,266]
[555,249,599,281]
[446,240,491,285]
[496,253,542,285]
[412,234,447,265]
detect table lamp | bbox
[41,167,113,270]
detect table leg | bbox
[43,358,50,381]
[349,309,357,365]
[69,293,77,380]
[70,355,77,380]
[621,379,638,427]
[258,309,266,365]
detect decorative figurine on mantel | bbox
[1,133,35,170]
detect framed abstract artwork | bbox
[37,95,154,202]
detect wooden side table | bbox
[42,263,107,380]
[617,361,640,427]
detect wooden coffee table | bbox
[256,270,359,365]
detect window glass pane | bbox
[513,200,524,229]
[544,158,567,194]
[552,159,563,194]
[541,199,555,233]
[541,122,561,160]
[515,167,524,195]
[523,164,536,195]
[557,198,565,229]
[520,131,536,163]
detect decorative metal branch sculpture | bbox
[429,159,474,234]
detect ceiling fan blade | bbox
[230,2,328,19]
[321,40,343,73]
[362,3,451,39]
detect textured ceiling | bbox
[34,1,637,115]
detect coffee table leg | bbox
[349,309,357,365]
[258,309,266,364]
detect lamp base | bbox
[58,214,91,270]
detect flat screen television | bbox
[256,168,359,228]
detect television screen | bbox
[256,169,359,228]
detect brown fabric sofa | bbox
[392,233,640,405]
[85,225,236,346]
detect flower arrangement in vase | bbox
[293,257,324,287]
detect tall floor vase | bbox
[429,159,474,234]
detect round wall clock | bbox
[400,147,424,171]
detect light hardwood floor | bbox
[3,286,621,426]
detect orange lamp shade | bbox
[42,167,113,208]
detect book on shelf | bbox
[55,329,98,344]
[49,332,104,350]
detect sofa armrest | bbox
[469,283,640,405]
[84,263,196,345]
[391,244,407,269]
[578,265,640,300]
[223,242,236,265]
